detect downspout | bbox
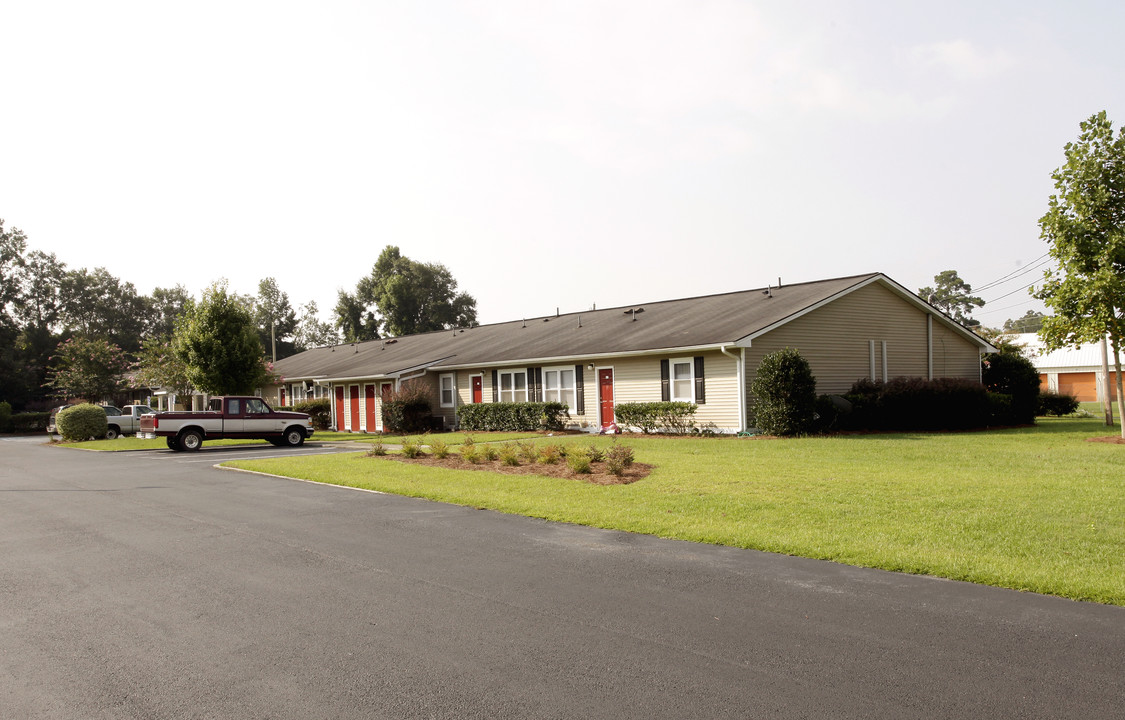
[720,345,745,433]
[395,368,429,390]
[927,314,933,380]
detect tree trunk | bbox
[1113,335,1125,440]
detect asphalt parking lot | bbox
[3,438,1123,719]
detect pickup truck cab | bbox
[104,405,154,439]
[138,396,314,451]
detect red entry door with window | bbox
[334,387,345,431]
[598,368,615,428]
[471,376,483,404]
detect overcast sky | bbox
[3,1,1123,330]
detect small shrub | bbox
[367,441,387,457]
[567,453,592,474]
[429,437,450,459]
[604,443,635,477]
[460,444,482,464]
[538,444,563,464]
[56,404,109,442]
[482,444,499,461]
[517,440,539,463]
[584,444,605,463]
[400,437,425,458]
[1038,391,1080,417]
[498,443,520,466]
[382,380,432,434]
[293,398,332,430]
[750,348,818,436]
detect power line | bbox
[975,254,1052,293]
[982,279,1042,305]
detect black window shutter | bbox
[694,356,706,404]
[527,367,542,402]
[491,370,498,403]
[660,359,670,402]
[575,365,585,414]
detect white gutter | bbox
[720,344,745,433]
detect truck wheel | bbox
[283,427,306,447]
[179,429,204,451]
[105,425,120,440]
[166,437,180,451]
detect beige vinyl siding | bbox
[607,351,741,431]
[743,282,983,403]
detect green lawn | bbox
[225,417,1125,606]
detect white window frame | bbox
[439,373,456,408]
[498,369,528,403]
[543,366,577,410]
[670,357,695,403]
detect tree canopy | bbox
[1032,110,1125,436]
[348,246,478,338]
[44,336,131,401]
[254,277,298,360]
[919,270,984,327]
[173,281,272,395]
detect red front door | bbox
[349,385,360,432]
[334,387,345,431]
[364,385,376,432]
[598,368,614,428]
[471,376,483,404]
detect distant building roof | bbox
[1011,333,1124,370]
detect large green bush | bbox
[613,402,697,434]
[750,348,818,436]
[1037,391,1080,416]
[294,398,332,430]
[457,402,569,432]
[843,377,992,431]
[382,381,432,434]
[56,403,109,441]
[982,352,1040,425]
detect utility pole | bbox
[271,320,276,363]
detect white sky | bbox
[3,0,1123,329]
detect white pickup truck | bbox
[104,405,154,440]
[138,396,314,451]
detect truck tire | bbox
[105,425,120,440]
[179,429,204,451]
[282,427,306,447]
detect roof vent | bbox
[385,338,397,344]
[625,307,645,321]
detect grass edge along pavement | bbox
[225,417,1125,607]
[55,431,544,451]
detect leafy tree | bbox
[1032,111,1125,437]
[919,270,984,327]
[44,336,131,401]
[16,250,66,332]
[295,300,340,350]
[356,246,478,337]
[750,348,818,436]
[0,218,28,331]
[982,351,1040,425]
[333,289,380,343]
[148,285,193,339]
[59,267,147,353]
[172,281,271,395]
[1002,310,1046,334]
[254,277,298,361]
[133,335,195,405]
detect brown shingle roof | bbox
[274,273,985,381]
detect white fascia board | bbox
[318,356,456,385]
[431,343,733,372]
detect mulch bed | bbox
[371,453,652,485]
[1086,436,1125,445]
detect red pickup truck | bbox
[139,396,315,451]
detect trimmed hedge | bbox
[9,412,49,433]
[293,398,332,430]
[56,403,109,441]
[840,377,1004,431]
[457,402,569,432]
[1038,391,1080,416]
[982,352,1040,425]
[613,402,697,434]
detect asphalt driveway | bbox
[1,438,1122,718]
